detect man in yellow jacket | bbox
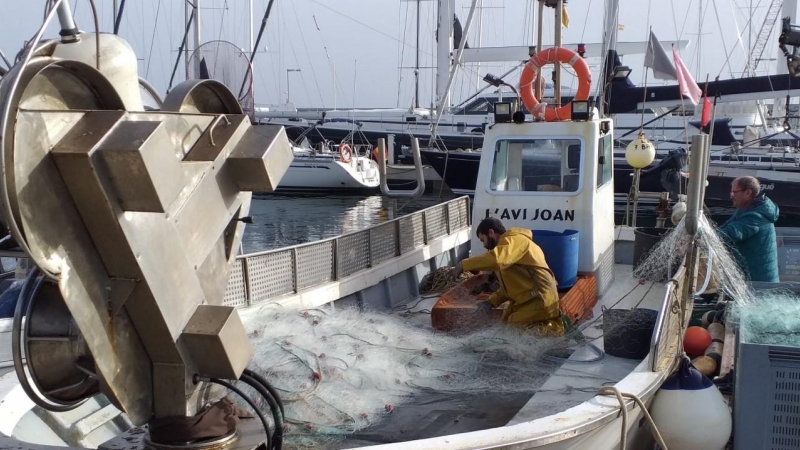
[450,218,564,336]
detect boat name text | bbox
[485,208,575,221]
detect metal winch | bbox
[1,2,292,448]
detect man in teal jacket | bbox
[718,176,779,282]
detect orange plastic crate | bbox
[431,274,597,332]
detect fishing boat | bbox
[0,1,745,449]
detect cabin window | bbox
[490,138,582,193]
[597,134,613,188]
[465,99,491,114]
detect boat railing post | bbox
[422,209,429,245]
[378,137,426,198]
[631,169,641,228]
[682,134,709,325]
[445,201,451,235]
[387,134,395,165]
[332,238,339,281]
[292,248,300,293]
[685,134,709,237]
[242,258,252,306]
[394,219,401,256]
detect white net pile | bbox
[633,215,753,306]
[633,214,800,348]
[237,304,603,447]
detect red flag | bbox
[701,95,711,127]
[672,47,702,105]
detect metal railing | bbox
[222,196,471,307]
[649,266,687,372]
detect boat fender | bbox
[684,326,712,357]
[340,143,353,163]
[704,322,725,366]
[650,358,732,450]
[519,46,591,122]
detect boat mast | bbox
[415,0,421,108]
[435,0,454,113]
[598,0,620,116]
[535,0,544,100]
[249,0,254,57]
[193,0,201,79]
[774,0,799,120]
[554,0,563,107]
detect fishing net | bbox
[236,296,616,448]
[189,40,254,121]
[633,214,753,307]
[735,290,800,346]
[232,211,794,448]
[633,213,800,348]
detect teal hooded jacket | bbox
[718,193,779,282]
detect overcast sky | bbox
[0,0,790,109]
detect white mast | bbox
[193,0,201,79]
[774,0,799,120]
[598,0,620,116]
[435,0,454,113]
[249,0,254,56]
[184,1,190,79]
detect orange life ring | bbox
[519,47,591,122]
[339,143,352,163]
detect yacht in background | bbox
[278,141,380,193]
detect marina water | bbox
[241,193,790,253]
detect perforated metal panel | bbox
[447,198,469,231]
[222,259,247,307]
[370,222,397,266]
[736,339,800,450]
[235,197,470,303]
[337,231,371,277]
[770,368,800,449]
[399,213,425,254]
[425,205,447,241]
[247,251,294,303]
[296,241,335,290]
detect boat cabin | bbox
[472,113,617,295]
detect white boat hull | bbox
[277,156,380,192]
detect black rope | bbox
[204,377,272,450]
[239,373,283,450]
[113,0,127,35]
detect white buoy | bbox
[671,201,687,225]
[650,358,732,450]
[625,133,656,169]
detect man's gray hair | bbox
[735,176,761,196]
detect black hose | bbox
[113,0,127,35]
[239,374,283,450]
[242,368,285,416]
[206,377,271,450]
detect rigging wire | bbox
[290,0,325,107]
[307,0,433,58]
[711,0,736,79]
[144,0,162,79]
[397,1,411,108]
[281,12,313,106]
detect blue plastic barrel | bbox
[532,229,580,290]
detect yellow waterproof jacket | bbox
[461,228,561,329]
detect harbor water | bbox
[241,193,790,253]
